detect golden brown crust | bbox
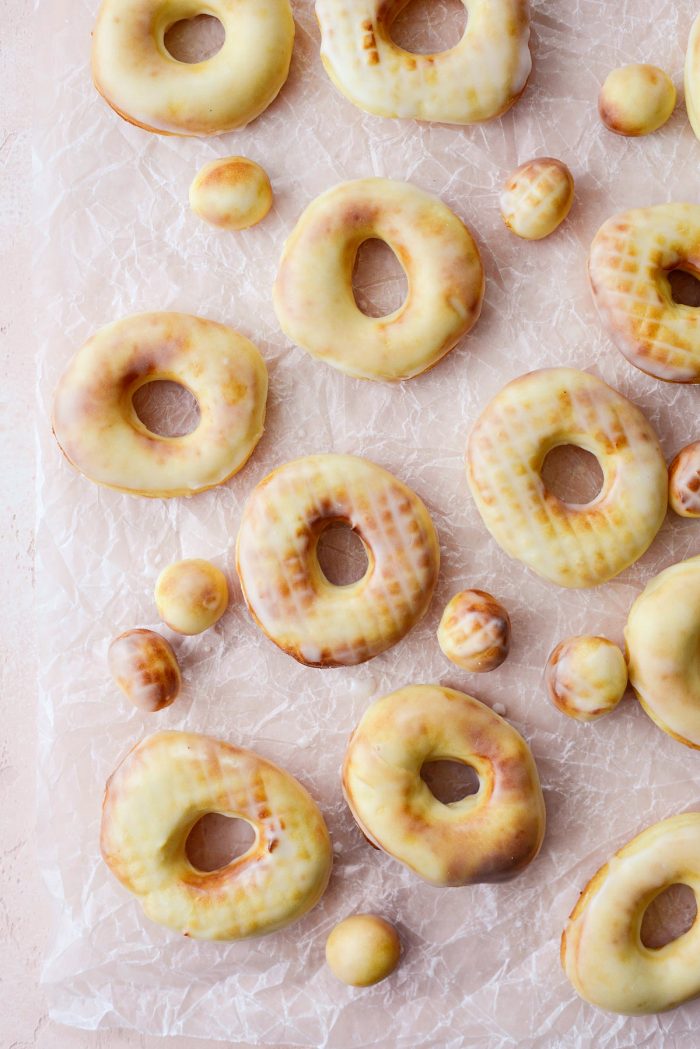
[437,589,511,672]
[668,441,700,518]
[108,629,181,711]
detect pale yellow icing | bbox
[500,157,574,241]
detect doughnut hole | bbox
[316,522,369,586]
[437,589,511,672]
[132,379,201,437]
[500,158,574,241]
[185,814,257,872]
[541,444,604,505]
[599,65,676,137]
[420,759,480,804]
[640,883,698,949]
[325,915,401,987]
[108,628,181,712]
[390,0,468,55]
[164,14,225,63]
[352,239,408,318]
[546,636,628,722]
[669,441,700,518]
[668,268,700,308]
[190,156,273,231]
[155,559,229,635]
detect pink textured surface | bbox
[8,0,700,1046]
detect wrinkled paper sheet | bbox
[35,0,700,1045]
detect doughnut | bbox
[625,556,700,749]
[500,158,574,241]
[686,14,700,142]
[342,684,545,886]
[669,441,700,517]
[545,636,627,722]
[101,730,332,939]
[108,629,181,712]
[589,203,700,383]
[190,157,273,230]
[437,589,511,672]
[466,368,668,588]
[52,313,268,497]
[155,559,228,634]
[562,812,700,1014]
[325,915,401,986]
[236,454,440,666]
[599,64,676,137]
[315,0,531,125]
[91,0,294,136]
[273,178,484,381]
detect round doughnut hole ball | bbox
[437,589,511,672]
[189,156,273,231]
[546,636,628,722]
[500,158,574,241]
[155,559,228,635]
[599,65,676,136]
[325,915,401,987]
[669,441,700,518]
[108,628,181,712]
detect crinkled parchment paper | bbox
[35,0,700,1045]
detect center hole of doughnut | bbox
[640,883,697,949]
[421,760,479,804]
[390,0,468,55]
[132,380,200,437]
[541,445,604,505]
[186,814,256,872]
[164,14,225,63]
[668,268,700,308]
[352,240,408,318]
[316,523,369,586]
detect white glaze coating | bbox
[686,15,700,143]
[466,368,668,588]
[101,731,332,940]
[155,559,229,635]
[437,589,511,672]
[589,204,700,383]
[236,455,440,666]
[669,441,700,518]
[315,0,531,124]
[599,64,676,137]
[325,915,401,986]
[625,556,700,748]
[92,0,295,136]
[273,178,484,381]
[545,635,627,722]
[108,629,181,712]
[562,813,700,1015]
[189,157,273,230]
[500,157,574,241]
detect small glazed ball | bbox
[155,559,228,635]
[669,441,700,517]
[599,65,676,136]
[108,629,181,712]
[500,158,574,241]
[325,915,401,987]
[189,156,273,231]
[437,589,511,672]
[546,636,627,722]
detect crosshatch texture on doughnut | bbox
[466,367,668,588]
[589,203,700,383]
[342,685,545,886]
[235,454,440,666]
[91,0,295,135]
[100,731,333,940]
[51,312,268,497]
[315,0,532,124]
[273,178,485,381]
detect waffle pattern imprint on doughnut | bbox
[236,454,440,667]
[466,368,668,588]
[589,203,700,383]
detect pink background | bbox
[6,0,700,1046]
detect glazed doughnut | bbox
[669,441,700,517]
[562,813,700,1014]
[236,455,440,666]
[466,368,668,588]
[92,0,294,136]
[273,178,484,381]
[598,65,676,137]
[315,0,531,125]
[545,635,627,722]
[108,629,181,712]
[52,313,268,497]
[155,559,229,634]
[500,157,574,241]
[189,157,273,230]
[625,556,700,748]
[325,915,401,986]
[589,204,700,383]
[686,14,700,142]
[437,589,511,672]
[101,731,332,939]
[342,685,545,886]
